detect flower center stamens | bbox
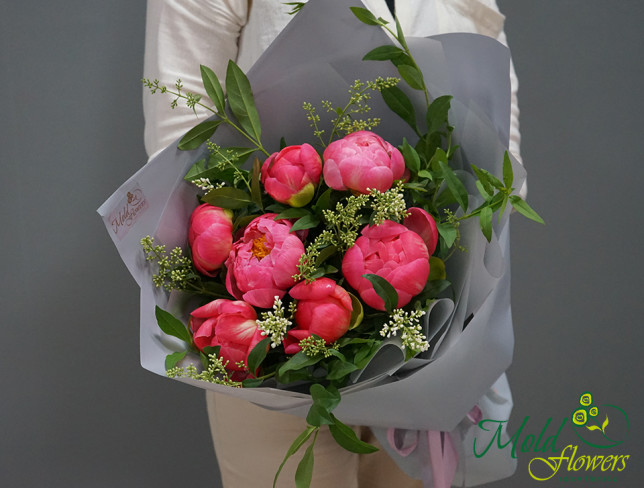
[251,235,271,259]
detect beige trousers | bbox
[206,391,423,488]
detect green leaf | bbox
[350,6,382,25]
[416,132,442,164]
[401,138,421,174]
[586,424,602,432]
[502,151,514,189]
[363,45,406,61]
[403,181,428,192]
[290,214,320,233]
[354,341,380,368]
[165,351,187,370]
[310,384,341,412]
[436,222,458,248]
[327,361,359,381]
[426,95,453,135]
[394,16,406,48]
[475,180,493,202]
[417,170,433,180]
[428,256,446,281]
[315,245,337,266]
[155,306,192,345]
[429,147,448,173]
[479,206,493,242]
[202,187,253,209]
[247,337,270,373]
[312,187,333,214]
[498,193,509,220]
[201,345,221,357]
[348,292,364,330]
[470,163,504,190]
[329,415,379,454]
[183,148,257,183]
[381,86,418,133]
[273,426,317,488]
[266,202,289,213]
[177,120,222,151]
[422,279,451,298]
[295,434,316,488]
[509,196,545,224]
[439,162,469,211]
[225,60,262,142]
[306,404,335,426]
[241,378,264,388]
[275,208,311,220]
[278,352,320,376]
[362,274,398,312]
[397,64,424,91]
[184,158,208,181]
[200,65,225,113]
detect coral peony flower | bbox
[403,207,439,256]
[322,130,405,194]
[188,203,234,277]
[342,220,430,310]
[261,143,322,207]
[189,299,263,372]
[283,278,353,354]
[225,214,305,309]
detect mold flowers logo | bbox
[570,391,629,449]
[527,391,630,482]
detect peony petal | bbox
[404,207,439,256]
[289,277,335,301]
[216,318,258,343]
[243,288,285,309]
[322,157,346,191]
[191,299,228,319]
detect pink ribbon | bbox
[386,406,482,488]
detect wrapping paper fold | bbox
[98,0,523,484]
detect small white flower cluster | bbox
[166,354,242,387]
[256,297,294,348]
[380,308,429,353]
[191,177,218,192]
[369,181,410,225]
[323,194,369,250]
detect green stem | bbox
[382,25,431,108]
[162,87,271,157]
[327,85,371,145]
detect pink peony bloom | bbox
[342,220,430,310]
[283,278,353,354]
[189,299,263,372]
[403,207,439,256]
[261,144,322,207]
[322,131,405,194]
[188,203,234,277]
[225,214,305,309]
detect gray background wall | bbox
[1,1,641,487]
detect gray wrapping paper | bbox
[98,0,524,484]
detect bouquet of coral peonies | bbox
[99,1,542,487]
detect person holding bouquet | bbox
[142,1,525,486]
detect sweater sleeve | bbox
[143,0,248,159]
